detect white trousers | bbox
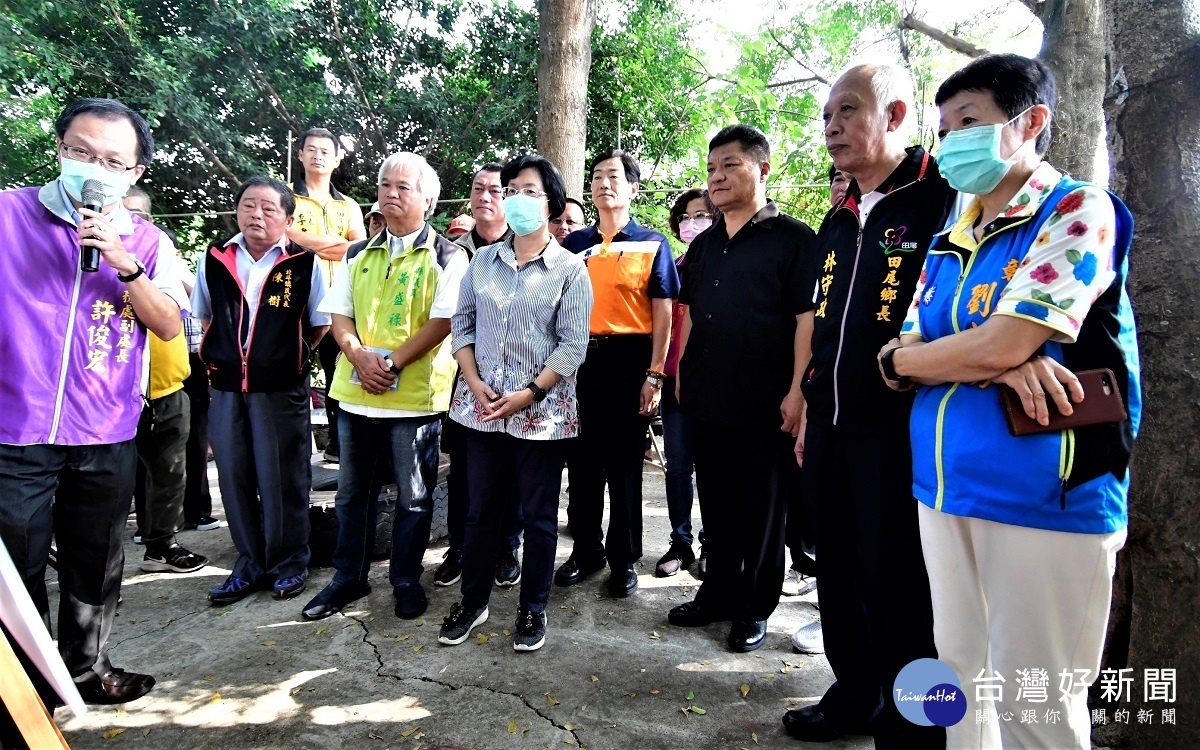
[917,503,1126,750]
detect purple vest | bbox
[0,185,165,446]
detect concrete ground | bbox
[51,458,873,750]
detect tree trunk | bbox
[1096,0,1200,746]
[536,0,597,199]
[1039,0,1106,183]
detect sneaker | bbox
[782,569,817,597]
[209,575,258,606]
[513,607,547,652]
[132,533,144,545]
[182,516,221,531]
[434,546,463,587]
[791,620,824,654]
[654,542,696,578]
[495,547,521,587]
[142,544,208,573]
[438,602,489,645]
[273,571,308,600]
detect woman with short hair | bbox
[438,154,593,652]
[880,53,1139,749]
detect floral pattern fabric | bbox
[902,163,1117,344]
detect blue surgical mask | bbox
[936,107,1033,195]
[59,158,134,206]
[503,194,547,236]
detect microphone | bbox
[80,179,104,273]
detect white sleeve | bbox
[150,233,190,316]
[430,248,469,319]
[317,254,356,319]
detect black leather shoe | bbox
[553,554,606,587]
[727,619,767,652]
[76,668,156,704]
[606,564,638,598]
[394,583,428,620]
[654,543,696,577]
[667,600,730,627]
[301,580,372,621]
[781,704,850,742]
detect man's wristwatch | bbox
[526,382,549,402]
[117,259,146,283]
[880,346,909,384]
[384,357,401,376]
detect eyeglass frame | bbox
[677,212,714,222]
[502,186,547,200]
[59,142,139,174]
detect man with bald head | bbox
[782,65,956,745]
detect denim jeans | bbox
[661,377,702,547]
[333,411,440,588]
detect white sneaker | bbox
[792,620,824,654]
[782,569,817,597]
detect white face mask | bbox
[59,158,133,206]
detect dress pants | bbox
[317,335,341,454]
[182,352,212,523]
[804,422,943,749]
[0,441,135,684]
[690,420,792,621]
[332,411,440,588]
[133,389,189,548]
[566,334,652,567]
[208,386,312,582]
[919,503,1125,750]
[461,430,570,613]
[443,417,522,553]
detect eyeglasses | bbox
[550,218,585,229]
[678,212,713,222]
[60,144,137,173]
[503,186,546,199]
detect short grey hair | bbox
[840,63,915,126]
[377,151,441,218]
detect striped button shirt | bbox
[448,238,593,441]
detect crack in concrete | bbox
[346,613,585,748]
[112,609,203,646]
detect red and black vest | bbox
[199,237,318,392]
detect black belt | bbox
[587,333,650,348]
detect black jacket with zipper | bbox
[200,237,318,393]
[803,146,957,433]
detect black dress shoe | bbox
[301,580,372,621]
[76,668,156,704]
[667,600,730,627]
[553,554,606,587]
[606,564,638,598]
[727,619,767,652]
[781,704,851,742]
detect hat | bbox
[366,202,383,219]
[447,214,476,238]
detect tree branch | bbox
[188,130,241,188]
[766,76,822,89]
[766,28,830,85]
[1015,0,1044,18]
[327,0,386,152]
[898,13,990,58]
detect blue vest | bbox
[910,178,1141,533]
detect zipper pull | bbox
[1060,480,1068,510]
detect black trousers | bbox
[0,441,135,683]
[804,422,943,749]
[443,417,522,553]
[461,430,569,613]
[691,420,793,622]
[565,335,652,567]
[182,352,212,522]
[317,335,341,453]
[133,389,189,549]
